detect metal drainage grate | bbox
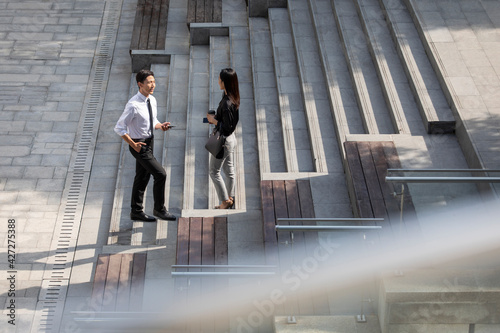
[30,1,122,332]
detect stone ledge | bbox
[129,50,171,73]
[188,22,229,45]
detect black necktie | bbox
[147,98,154,139]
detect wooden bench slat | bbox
[273,180,290,244]
[261,180,277,243]
[381,142,421,237]
[358,142,384,202]
[147,0,161,50]
[296,180,330,315]
[297,179,315,220]
[129,253,147,311]
[187,0,197,24]
[91,254,147,314]
[101,254,123,311]
[357,142,384,223]
[205,0,213,24]
[189,217,203,266]
[285,180,301,219]
[370,142,398,237]
[139,0,153,50]
[115,253,134,312]
[202,217,215,266]
[213,0,222,22]
[214,216,228,265]
[287,180,317,315]
[297,179,321,253]
[91,254,110,312]
[130,0,146,50]
[195,0,205,23]
[345,142,374,218]
[285,179,306,246]
[176,217,190,266]
[174,218,190,323]
[156,0,169,49]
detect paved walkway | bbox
[0,0,499,332]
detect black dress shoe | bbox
[130,211,157,222]
[153,209,177,221]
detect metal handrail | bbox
[386,169,500,183]
[171,271,276,277]
[387,168,500,173]
[386,176,500,183]
[172,264,276,269]
[275,225,382,231]
[171,264,277,277]
[276,217,384,223]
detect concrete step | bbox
[308,0,365,145]
[354,0,417,135]
[287,0,353,217]
[331,0,395,134]
[287,0,331,173]
[378,268,500,331]
[183,45,210,210]
[228,24,257,210]
[269,8,315,172]
[249,17,287,176]
[379,0,455,134]
[157,54,190,244]
[208,36,231,209]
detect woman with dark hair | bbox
[207,68,240,209]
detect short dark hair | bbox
[136,69,154,84]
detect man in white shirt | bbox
[114,69,176,222]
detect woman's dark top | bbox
[215,93,239,136]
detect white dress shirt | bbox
[114,91,160,139]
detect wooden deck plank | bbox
[115,254,134,312]
[129,253,147,311]
[91,254,110,312]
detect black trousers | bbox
[129,138,166,213]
